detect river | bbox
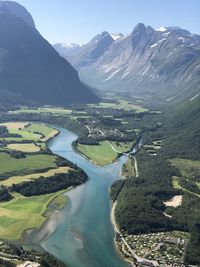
[31,127,131,267]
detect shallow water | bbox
[34,128,131,267]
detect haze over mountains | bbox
[0,1,99,110]
[54,23,200,103]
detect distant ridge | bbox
[0,1,99,110]
[54,23,200,104]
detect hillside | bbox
[55,23,200,103]
[162,94,200,159]
[0,1,99,109]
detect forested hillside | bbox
[111,94,200,264]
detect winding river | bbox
[31,127,131,267]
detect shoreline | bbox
[110,201,135,267]
[21,187,73,245]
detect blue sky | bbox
[6,0,200,44]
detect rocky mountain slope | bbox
[55,23,200,103]
[0,1,99,110]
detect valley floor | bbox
[0,95,199,266]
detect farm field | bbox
[10,107,72,116]
[0,190,68,240]
[88,100,148,113]
[0,152,57,179]
[0,122,58,143]
[1,166,70,186]
[0,122,29,129]
[6,143,41,153]
[77,141,133,166]
[25,123,54,136]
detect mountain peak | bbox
[0,1,35,27]
[131,23,146,35]
[90,31,113,44]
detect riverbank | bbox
[34,127,131,267]
[110,201,160,267]
[74,140,135,167]
[110,201,135,266]
[22,187,73,245]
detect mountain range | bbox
[54,23,200,104]
[0,1,99,110]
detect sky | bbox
[5,0,200,44]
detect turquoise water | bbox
[35,128,131,267]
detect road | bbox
[111,202,159,266]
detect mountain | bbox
[0,1,99,109]
[54,23,200,103]
[163,93,200,159]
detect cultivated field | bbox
[88,100,148,113]
[77,141,133,166]
[0,152,57,179]
[6,143,41,153]
[10,107,72,116]
[0,190,68,240]
[1,166,70,186]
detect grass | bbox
[172,176,200,198]
[0,152,57,179]
[1,122,58,143]
[172,176,182,190]
[122,157,136,178]
[88,100,148,113]
[0,190,69,240]
[171,158,200,179]
[3,128,42,142]
[0,121,70,240]
[0,122,29,129]
[1,166,70,186]
[25,123,54,136]
[51,194,68,210]
[109,141,133,153]
[24,123,59,142]
[6,143,41,153]
[10,107,72,116]
[77,141,133,166]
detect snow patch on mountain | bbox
[157,26,167,32]
[150,43,158,48]
[190,92,200,101]
[111,33,124,41]
[104,69,121,80]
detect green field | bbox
[1,122,58,143]
[172,176,200,198]
[88,100,148,113]
[24,123,59,141]
[122,157,136,178]
[0,152,57,179]
[10,107,72,116]
[25,123,54,136]
[171,158,200,179]
[0,190,68,240]
[1,166,70,186]
[77,141,133,166]
[6,143,41,153]
[51,194,68,210]
[0,121,71,241]
[2,128,41,142]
